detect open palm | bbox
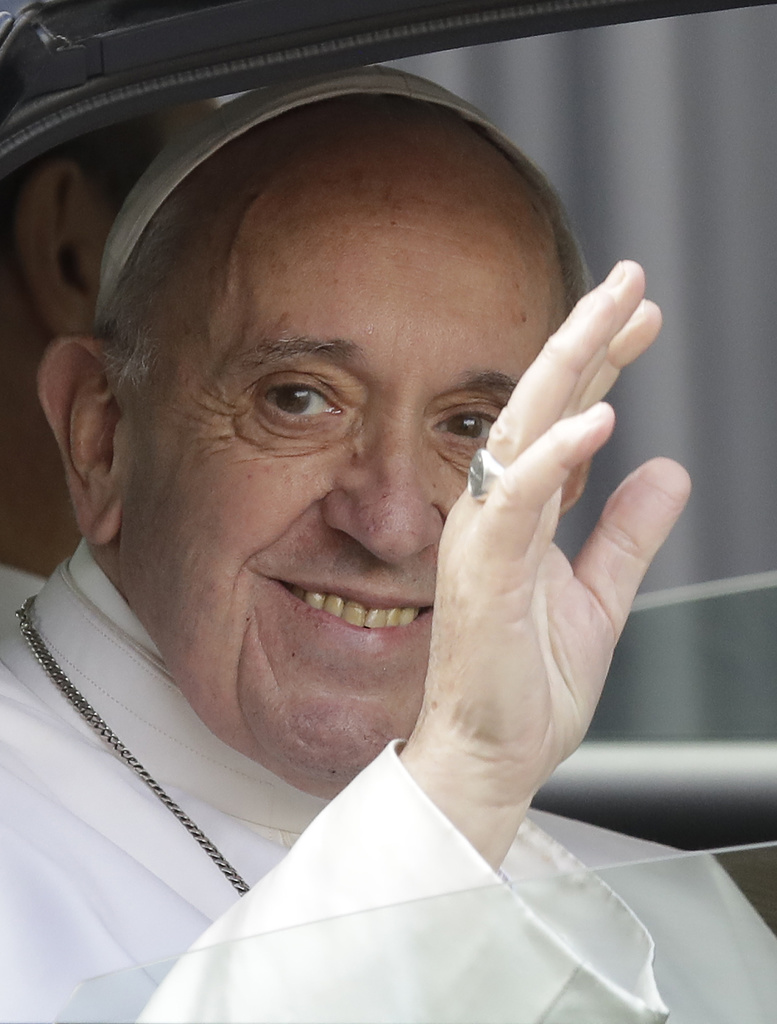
[402,262,691,867]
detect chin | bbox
[257,699,418,798]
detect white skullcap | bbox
[96,65,552,323]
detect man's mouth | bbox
[287,584,422,629]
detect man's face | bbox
[111,103,564,796]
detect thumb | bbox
[573,457,691,639]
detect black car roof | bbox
[0,0,770,180]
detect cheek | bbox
[118,445,343,651]
[202,453,339,557]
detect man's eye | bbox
[441,413,493,439]
[265,385,334,416]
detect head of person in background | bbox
[0,104,210,599]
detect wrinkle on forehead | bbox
[159,96,564,369]
[210,334,363,385]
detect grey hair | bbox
[96,100,591,391]
[97,188,189,388]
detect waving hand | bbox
[401,262,690,867]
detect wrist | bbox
[400,732,533,869]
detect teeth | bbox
[323,594,344,616]
[342,601,366,626]
[365,608,387,629]
[289,585,420,628]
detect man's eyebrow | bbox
[239,335,361,370]
[231,342,519,401]
[454,370,519,404]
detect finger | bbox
[573,299,662,413]
[474,403,616,569]
[574,457,691,639]
[487,261,647,467]
[606,299,663,371]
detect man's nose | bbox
[321,439,445,564]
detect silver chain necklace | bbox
[17,598,249,897]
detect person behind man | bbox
[0,67,707,1022]
[0,106,209,619]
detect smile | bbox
[288,585,421,628]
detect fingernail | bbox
[605,261,625,286]
[584,401,612,429]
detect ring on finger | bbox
[468,448,505,501]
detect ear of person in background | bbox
[0,103,211,621]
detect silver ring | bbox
[468,448,505,501]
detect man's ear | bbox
[13,158,115,336]
[560,459,591,516]
[37,336,123,545]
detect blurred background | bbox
[395,4,777,595]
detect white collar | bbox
[68,541,160,656]
[28,544,327,846]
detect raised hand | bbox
[401,261,690,867]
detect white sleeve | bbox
[138,743,667,1024]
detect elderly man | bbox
[0,67,702,1022]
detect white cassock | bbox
[0,544,774,1023]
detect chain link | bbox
[17,598,249,897]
